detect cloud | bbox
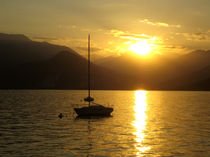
[180,31,210,41]
[110,29,152,40]
[139,19,181,28]
[58,25,77,29]
[163,45,186,50]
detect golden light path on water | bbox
[133,90,151,156]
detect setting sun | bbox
[129,41,152,56]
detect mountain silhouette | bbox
[0,33,76,69]
[0,50,133,89]
[96,51,210,90]
[0,33,210,90]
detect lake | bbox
[0,90,210,156]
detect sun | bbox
[129,41,152,56]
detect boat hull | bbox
[74,106,113,117]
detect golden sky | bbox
[1,0,210,58]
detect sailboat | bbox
[74,35,113,117]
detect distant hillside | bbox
[0,33,140,90]
[0,50,134,89]
[96,51,210,90]
[164,64,210,90]
[0,33,76,68]
[0,51,87,89]
[0,33,210,90]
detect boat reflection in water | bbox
[133,90,151,156]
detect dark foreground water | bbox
[0,90,210,157]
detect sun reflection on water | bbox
[133,90,150,156]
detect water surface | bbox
[0,90,210,156]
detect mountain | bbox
[0,51,87,89]
[95,53,181,89]
[0,50,135,89]
[164,63,210,90]
[0,33,133,89]
[0,33,210,90]
[96,51,210,90]
[0,33,76,68]
[158,50,210,90]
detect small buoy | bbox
[58,113,63,119]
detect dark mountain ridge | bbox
[0,50,134,89]
[0,33,29,41]
[0,33,210,90]
[0,33,76,68]
[96,50,210,90]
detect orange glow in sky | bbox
[1,0,210,57]
[129,41,152,56]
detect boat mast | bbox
[88,34,90,107]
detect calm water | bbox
[0,90,210,157]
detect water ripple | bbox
[0,90,210,156]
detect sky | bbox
[1,0,210,58]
